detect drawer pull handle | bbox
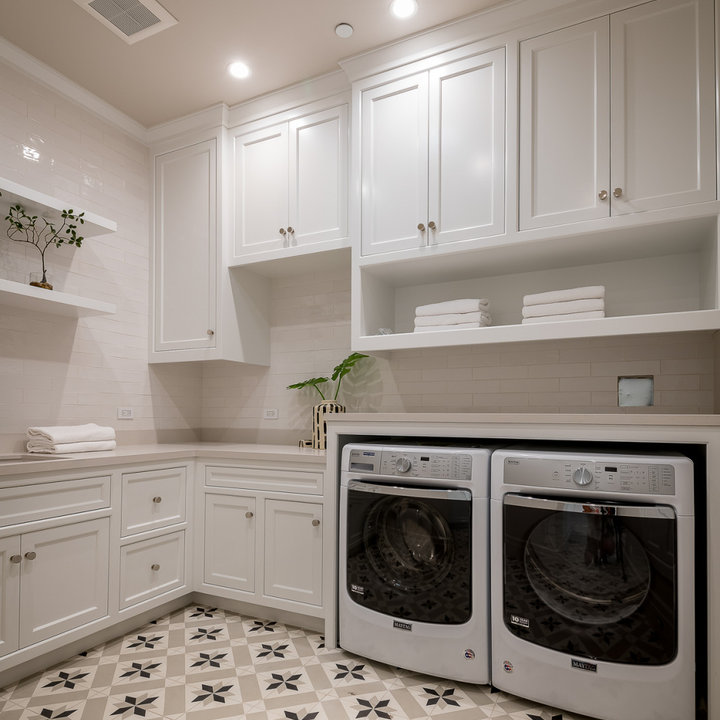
[598,189,608,200]
[245,511,254,519]
[417,223,425,232]
[9,554,21,564]
[151,563,160,571]
[279,228,286,236]
[24,551,37,560]
[287,226,294,234]
[312,519,320,527]
[153,496,162,503]
[613,187,623,198]
[428,220,437,230]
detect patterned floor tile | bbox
[0,604,602,720]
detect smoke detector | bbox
[72,0,177,45]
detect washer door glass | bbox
[346,483,472,624]
[502,495,678,665]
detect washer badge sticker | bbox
[503,660,514,673]
[464,649,475,660]
[350,583,365,596]
[510,614,530,629]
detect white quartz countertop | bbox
[0,442,326,477]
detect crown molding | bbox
[0,36,148,143]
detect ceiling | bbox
[0,0,507,129]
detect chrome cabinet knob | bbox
[153,496,162,503]
[24,551,37,560]
[428,221,437,230]
[279,228,286,236]
[417,223,426,232]
[151,563,160,571]
[9,555,21,564]
[312,519,320,527]
[245,511,254,519]
[598,190,608,200]
[613,187,623,198]
[287,226,294,234]
[207,329,214,336]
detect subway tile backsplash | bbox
[0,60,715,452]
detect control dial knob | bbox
[395,456,412,474]
[572,467,593,486]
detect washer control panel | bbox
[503,456,676,495]
[346,446,474,482]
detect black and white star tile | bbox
[0,604,597,720]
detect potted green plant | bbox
[287,352,368,449]
[4,203,85,290]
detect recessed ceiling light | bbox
[228,61,251,79]
[390,0,418,19]
[335,22,354,38]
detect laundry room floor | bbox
[0,604,597,720]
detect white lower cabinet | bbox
[119,531,186,609]
[14,518,110,651]
[0,536,20,658]
[203,493,256,592]
[264,499,322,607]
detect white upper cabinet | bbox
[360,48,505,256]
[232,104,348,260]
[153,138,217,353]
[519,0,715,230]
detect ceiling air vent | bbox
[72,0,177,44]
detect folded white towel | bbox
[522,298,605,318]
[415,298,489,316]
[523,286,605,306]
[522,310,605,324]
[26,422,116,445]
[414,311,492,327]
[414,321,490,332]
[27,439,117,454]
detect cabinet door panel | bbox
[154,139,217,351]
[0,536,20,658]
[19,518,109,646]
[361,74,429,255]
[121,467,187,536]
[263,499,322,606]
[290,106,348,247]
[610,0,715,213]
[429,50,505,244]
[519,18,610,229]
[204,494,255,592]
[234,124,289,256]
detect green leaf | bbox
[286,377,329,401]
[331,352,368,382]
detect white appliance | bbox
[491,448,695,720]
[339,443,492,683]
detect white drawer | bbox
[119,530,185,609]
[205,465,323,494]
[121,467,187,536]
[0,476,111,528]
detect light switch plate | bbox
[618,376,654,407]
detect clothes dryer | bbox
[491,448,695,720]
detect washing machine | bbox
[491,448,695,720]
[339,443,492,684]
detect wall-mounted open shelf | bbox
[0,176,117,237]
[0,279,116,318]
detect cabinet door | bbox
[154,139,217,352]
[19,518,109,647]
[233,123,289,256]
[0,536,20,658]
[204,493,255,592]
[263,499,322,606]
[289,105,348,248]
[428,50,505,245]
[519,18,610,229]
[610,0,715,214]
[361,73,429,255]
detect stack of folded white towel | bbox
[414,298,492,332]
[26,423,117,454]
[522,286,605,324]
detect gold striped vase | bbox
[311,401,345,449]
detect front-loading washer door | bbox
[502,494,677,665]
[346,480,472,624]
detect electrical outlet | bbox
[117,407,134,419]
[263,408,279,420]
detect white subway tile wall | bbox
[0,61,202,448]
[0,60,715,450]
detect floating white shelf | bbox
[0,176,117,237]
[0,279,116,318]
[354,309,720,352]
